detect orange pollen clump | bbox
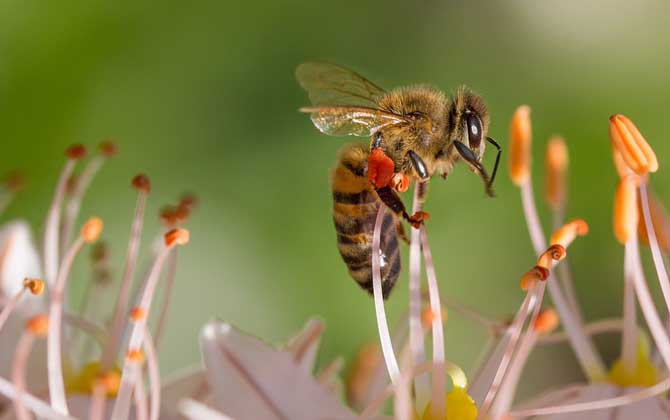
[509,105,532,186]
[391,173,409,192]
[609,114,658,175]
[129,307,146,321]
[164,228,190,247]
[126,349,145,363]
[132,174,151,193]
[421,305,447,328]
[99,140,118,157]
[26,315,49,337]
[533,308,559,334]
[520,266,550,291]
[537,244,566,268]
[550,219,588,248]
[544,136,568,208]
[367,148,395,188]
[614,175,638,245]
[66,144,87,160]
[23,278,45,295]
[96,371,121,394]
[81,217,104,243]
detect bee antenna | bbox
[485,136,502,188]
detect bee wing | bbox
[296,62,386,107]
[300,106,408,137]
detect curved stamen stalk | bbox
[639,182,670,316]
[12,317,47,420]
[144,328,161,420]
[0,376,75,420]
[408,180,430,409]
[43,145,86,288]
[371,206,400,385]
[153,249,178,348]
[622,240,638,374]
[419,226,445,419]
[47,218,102,415]
[0,286,28,332]
[111,228,188,420]
[509,378,670,418]
[135,375,149,420]
[88,382,107,420]
[102,175,150,370]
[538,318,624,344]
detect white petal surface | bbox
[201,321,356,420]
[285,318,324,374]
[161,367,209,418]
[0,221,43,303]
[514,383,670,419]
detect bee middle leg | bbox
[375,186,429,229]
[396,220,410,244]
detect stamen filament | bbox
[371,206,400,385]
[419,226,446,419]
[134,376,149,420]
[638,182,670,315]
[12,331,36,420]
[0,376,76,420]
[538,318,623,344]
[88,382,107,420]
[102,183,149,370]
[622,240,638,374]
[153,249,178,348]
[0,287,27,332]
[144,328,161,420]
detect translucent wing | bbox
[296,62,386,107]
[300,106,408,137]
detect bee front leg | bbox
[375,186,429,229]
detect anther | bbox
[520,266,550,291]
[509,105,531,186]
[537,244,566,268]
[23,278,45,295]
[96,370,121,394]
[179,193,198,211]
[3,170,26,192]
[129,307,146,321]
[421,305,447,328]
[614,175,638,244]
[533,308,559,334]
[391,173,409,193]
[132,174,151,193]
[126,349,145,363]
[66,144,88,160]
[26,315,49,337]
[81,217,104,243]
[164,228,190,247]
[609,114,658,175]
[99,140,118,157]
[550,219,589,248]
[544,136,568,209]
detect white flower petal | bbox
[161,367,209,418]
[514,382,670,419]
[179,399,237,420]
[200,321,356,420]
[0,221,42,303]
[284,318,324,373]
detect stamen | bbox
[544,135,568,214]
[101,174,150,371]
[370,206,400,385]
[614,176,638,244]
[509,105,532,186]
[110,229,189,420]
[539,318,624,345]
[391,173,409,192]
[637,189,670,251]
[609,114,658,175]
[134,376,149,420]
[47,217,102,415]
[419,226,446,419]
[533,308,559,334]
[550,219,589,248]
[153,250,178,348]
[0,282,29,332]
[144,329,161,420]
[621,230,638,375]
[61,141,115,250]
[13,315,48,420]
[0,376,75,420]
[43,145,87,288]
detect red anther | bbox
[99,140,118,157]
[23,278,45,295]
[520,266,550,291]
[367,148,395,188]
[26,315,49,337]
[408,211,430,229]
[131,174,151,193]
[4,170,26,192]
[174,204,190,223]
[179,193,198,210]
[391,173,409,192]
[129,307,146,321]
[164,228,190,247]
[66,144,87,160]
[160,206,178,226]
[126,349,145,363]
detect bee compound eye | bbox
[467,113,483,150]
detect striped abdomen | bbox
[331,143,401,299]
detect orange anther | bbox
[66,144,87,160]
[544,136,568,209]
[26,315,49,337]
[367,148,395,188]
[533,308,559,334]
[537,244,566,268]
[391,173,409,192]
[509,105,532,186]
[614,176,638,245]
[520,266,550,291]
[96,371,121,394]
[126,349,145,363]
[99,140,118,157]
[609,114,658,175]
[164,228,190,247]
[550,219,589,248]
[129,307,146,321]
[421,305,447,328]
[179,193,198,211]
[23,278,45,295]
[81,217,104,243]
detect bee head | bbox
[448,87,490,161]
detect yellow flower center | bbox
[608,338,658,388]
[422,387,478,420]
[65,362,121,397]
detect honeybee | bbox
[296,62,500,298]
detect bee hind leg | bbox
[375,186,429,229]
[396,221,410,244]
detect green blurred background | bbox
[2,0,670,399]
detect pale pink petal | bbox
[514,383,670,419]
[161,367,210,418]
[0,222,42,305]
[284,318,324,373]
[179,399,237,420]
[200,321,355,420]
